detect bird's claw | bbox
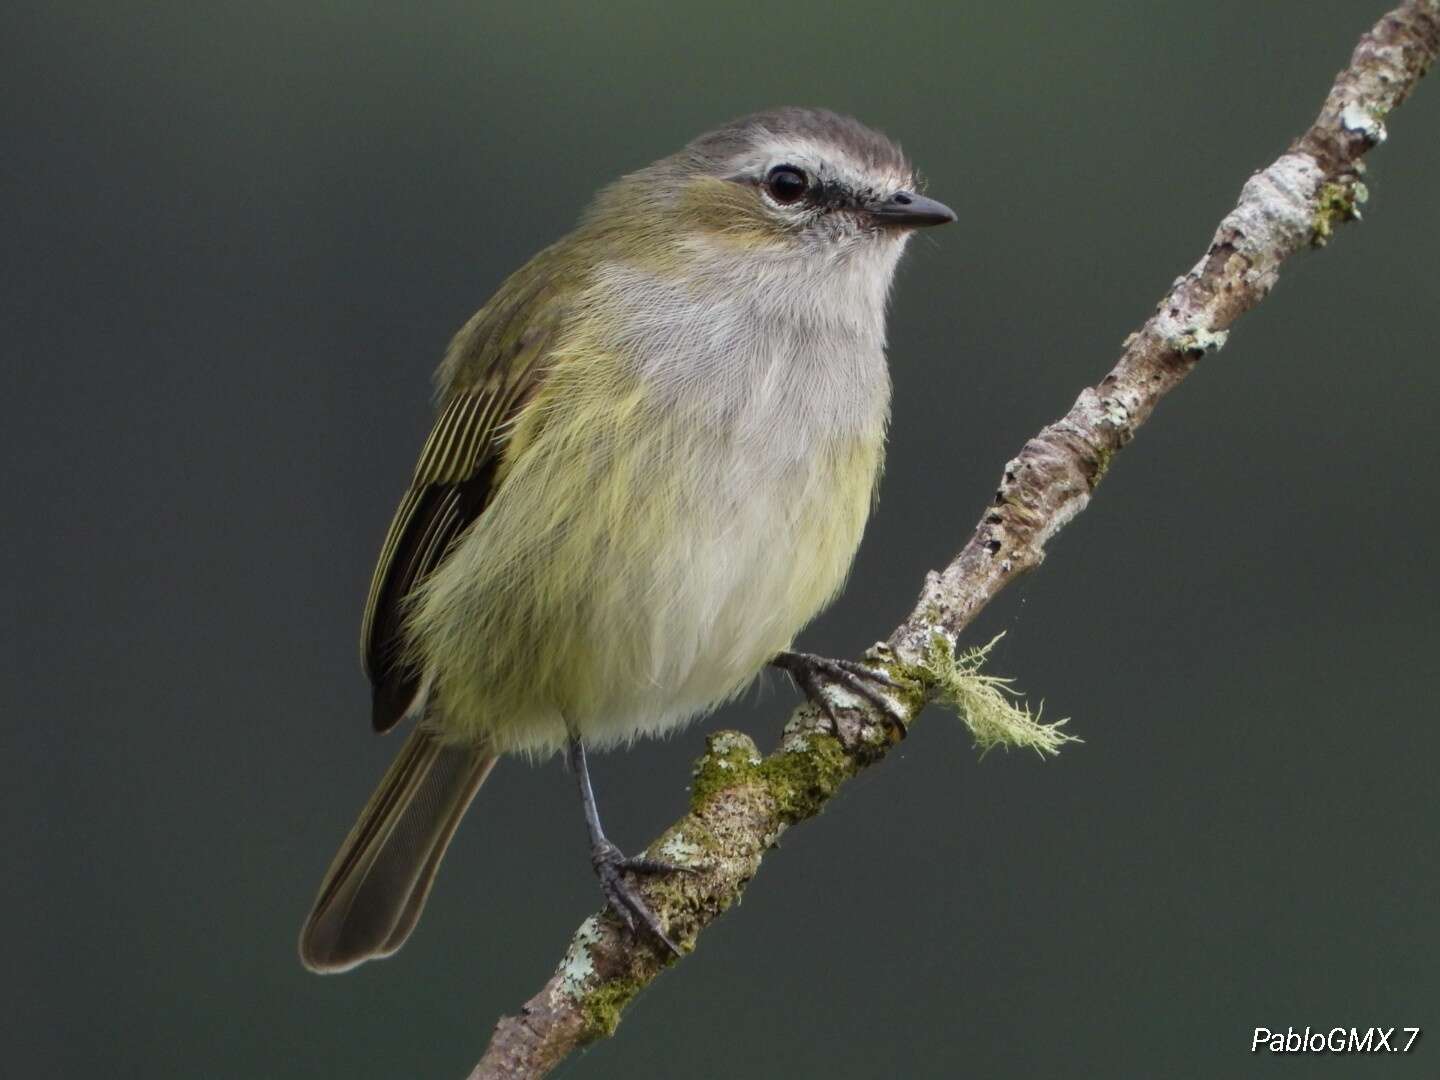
[772,650,910,749]
[591,841,686,956]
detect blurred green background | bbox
[5,1,1437,1077]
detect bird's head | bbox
[584,107,954,273]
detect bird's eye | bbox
[763,165,809,206]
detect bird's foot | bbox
[591,839,689,956]
[771,650,909,748]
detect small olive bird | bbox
[299,107,954,971]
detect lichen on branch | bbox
[921,632,1077,757]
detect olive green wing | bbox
[361,267,570,733]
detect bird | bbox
[299,106,955,972]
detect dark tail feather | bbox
[299,728,497,973]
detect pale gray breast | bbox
[586,245,897,462]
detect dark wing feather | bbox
[361,271,569,733]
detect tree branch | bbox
[470,4,1440,1076]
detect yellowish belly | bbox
[409,372,883,758]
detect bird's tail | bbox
[299,727,497,973]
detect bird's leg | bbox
[771,650,909,748]
[567,735,685,955]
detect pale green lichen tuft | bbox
[921,631,1079,757]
